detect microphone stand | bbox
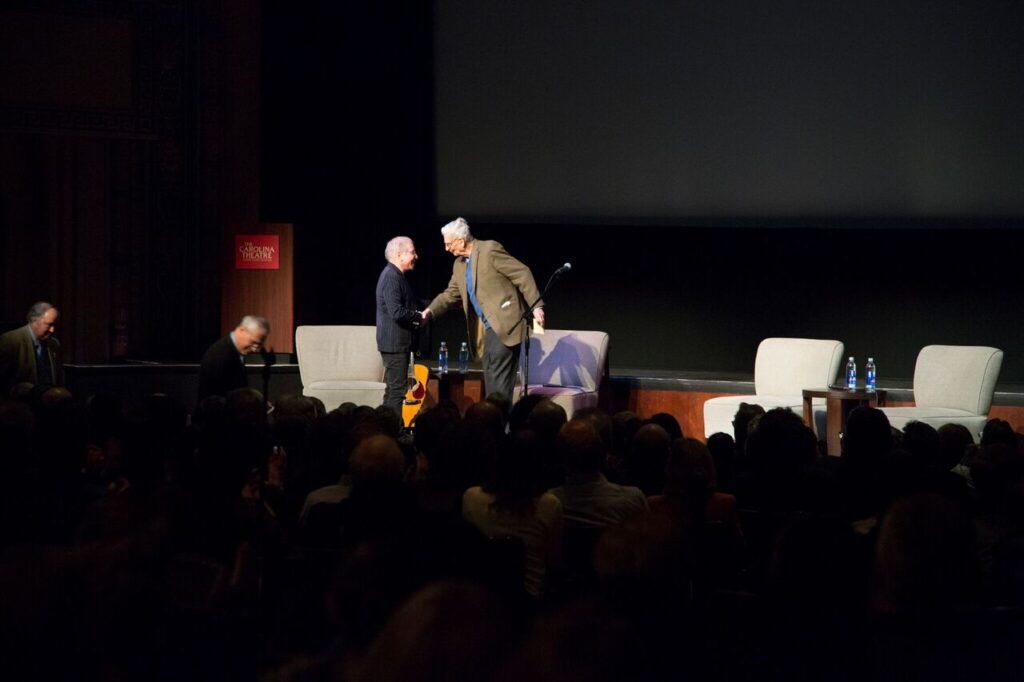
[509,265,570,398]
[260,346,276,412]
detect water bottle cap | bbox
[868,357,874,361]
[848,356,854,361]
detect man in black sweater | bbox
[198,315,270,401]
[376,237,424,416]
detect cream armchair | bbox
[514,329,609,419]
[295,325,386,411]
[880,345,1003,442]
[703,337,845,439]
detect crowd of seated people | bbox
[1,382,1023,681]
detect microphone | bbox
[554,262,572,276]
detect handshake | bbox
[418,308,432,325]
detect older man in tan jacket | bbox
[0,301,63,395]
[424,217,545,403]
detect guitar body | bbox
[402,363,430,427]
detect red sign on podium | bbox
[235,235,280,269]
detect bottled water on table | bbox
[865,357,876,392]
[438,341,449,374]
[458,341,469,373]
[846,356,857,389]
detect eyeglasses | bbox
[444,237,463,249]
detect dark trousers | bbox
[381,351,410,417]
[482,327,521,404]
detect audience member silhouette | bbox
[550,420,648,531]
[625,423,671,496]
[462,430,563,598]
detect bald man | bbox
[376,236,424,416]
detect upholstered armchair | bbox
[514,329,610,419]
[295,325,386,411]
[880,345,1003,442]
[703,337,845,439]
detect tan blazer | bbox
[0,324,64,393]
[428,240,544,356]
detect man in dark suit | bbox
[0,301,63,395]
[424,217,544,403]
[198,315,270,401]
[376,236,424,416]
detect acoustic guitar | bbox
[402,353,430,428]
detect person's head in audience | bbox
[611,411,641,459]
[743,407,818,509]
[464,399,505,441]
[645,412,682,442]
[732,402,765,457]
[627,423,671,495]
[225,387,266,426]
[373,403,403,437]
[39,385,72,407]
[572,405,611,443]
[525,399,566,442]
[937,423,975,470]
[272,394,318,455]
[351,581,516,682]
[486,429,545,512]
[980,418,1018,450]
[705,432,737,494]
[335,401,357,415]
[496,597,649,682]
[309,408,355,486]
[871,492,978,615]
[592,510,691,614]
[508,394,546,434]
[349,434,405,495]
[192,394,226,430]
[484,391,512,423]
[900,420,941,468]
[558,419,605,476]
[274,394,318,421]
[664,438,717,514]
[414,405,461,465]
[841,406,892,466]
[352,404,379,423]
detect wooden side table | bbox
[427,369,486,414]
[803,387,887,456]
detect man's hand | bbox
[419,309,432,325]
[533,307,545,328]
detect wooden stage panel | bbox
[610,389,722,441]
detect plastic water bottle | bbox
[846,356,857,389]
[865,357,876,392]
[438,341,449,374]
[458,341,469,373]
